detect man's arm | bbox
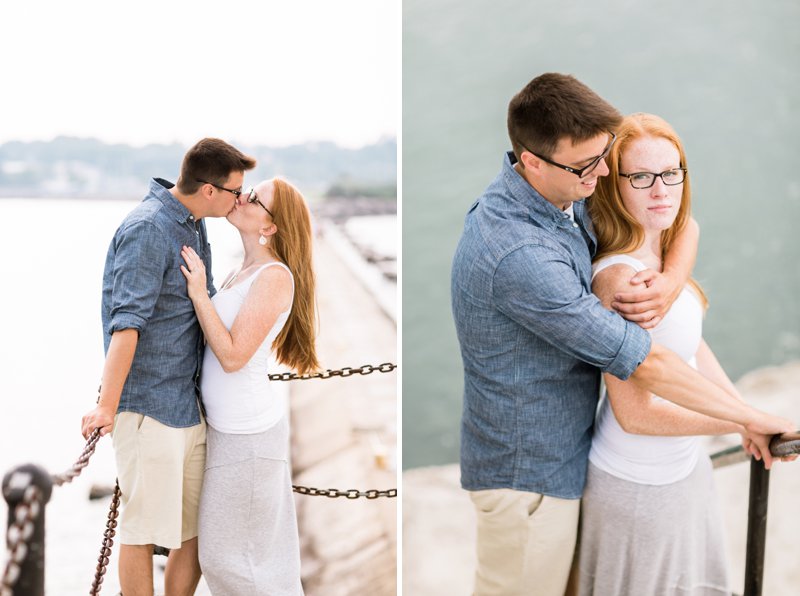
[603,371,743,438]
[81,329,138,438]
[613,217,699,328]
[594,265,793,467]
[630,345,792,468]
[81,221,167,439]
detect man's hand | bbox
[612,268,683,329]
[81,405,116,439]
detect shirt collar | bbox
[150,178,197,224]
[501,151,576,229]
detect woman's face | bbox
[227,180,274,230]
[618,135,682,233]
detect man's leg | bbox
[114,414,201,595]
[164,537,202,596]
[470,488,580,596]
[119,544,155,596]
[164,418,206,595]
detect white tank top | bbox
[588,254,704,485]
[200,262,294,434]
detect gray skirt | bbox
[198,418,304,595]
[577,455,730,596]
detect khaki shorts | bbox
[112,412,206,549]
[470,488,580,596]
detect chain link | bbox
[272,364,398,497]
[292,485,397,499]
[90,481,121,595]
[3,384,397,595]
[52,428,102,487]
[268,362,396,381]
[1,485,42,596]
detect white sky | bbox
[0,0,398,148]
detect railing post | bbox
[743,457,770,596]
[2,464,54,596]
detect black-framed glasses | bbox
[245,188,274,217]
[618,167,687,189]
[521,131,617,179]
[196,179,242,197]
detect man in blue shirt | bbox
[81,138,256,596]
[451,73,792,596]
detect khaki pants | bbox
[470,488,580,596]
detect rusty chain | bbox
[3,359,397,593]
[1,485,42,596]
[273,362,398,497]
[52,428,102,487]
[268,362,396,381]
[90,481,121,595]
[3,430,102,595]
[292,485,397,499]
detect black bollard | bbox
[2,464,54,596]
[743,457,770,596]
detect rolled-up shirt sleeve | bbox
[493,242,651,380]
[107,221,168,335]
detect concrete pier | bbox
[291,228,397,595]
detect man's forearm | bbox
[630,342,753,425]
[98,328,139,413]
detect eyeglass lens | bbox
[628,169,685,189]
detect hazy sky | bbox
[0,0,398,148]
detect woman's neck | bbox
[238,233,278,269]
[629,229,663,271]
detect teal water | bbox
[402,0,800,468]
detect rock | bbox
[88,484,116,500]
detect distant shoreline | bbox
[0,194,142,201]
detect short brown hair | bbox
[176,138,256,194]
[507,73,622,163]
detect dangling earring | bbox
[259,235,267,246]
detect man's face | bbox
[535,132,612,208]
[212,171,245,217]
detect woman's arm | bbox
[595,264,742,437]
[603,373,742,437]
[694,338,744,401]
[181,246,292,373]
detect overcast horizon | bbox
[0,0,398,149]
[0,133,397,150]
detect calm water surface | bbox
[0,198,245,593]
[403,0,800,467]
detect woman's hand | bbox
[180,245,208,302]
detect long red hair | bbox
[269,178,319,374]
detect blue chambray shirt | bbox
[451,153,652,499]
[101,178,215,427]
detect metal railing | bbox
[710,431,800,596]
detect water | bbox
[402,0,800,468]
[0,198,246,593]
